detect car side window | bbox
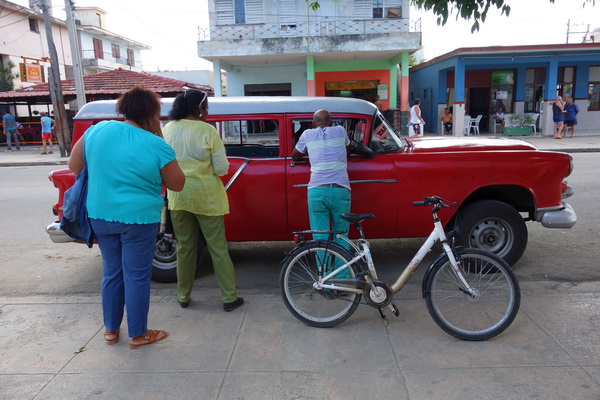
[213,119,280,158]
[291,118,367,150]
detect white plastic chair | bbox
[468,115,482,135]
[463,116,471,135]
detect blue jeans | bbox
[308,186,351,277]
[5,130,20,150]
[90,219,158,338]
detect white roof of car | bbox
[74,96,378,120]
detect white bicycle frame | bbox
[315,215,477,298]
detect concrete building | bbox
[409,43,600,136]
[73,7,149,74]
[0,1,149,93]
[198,0,420,111]
[0,1,150,119]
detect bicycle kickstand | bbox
[378,303,400,319]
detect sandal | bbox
[129,329,169,349]
[104,329,120,345]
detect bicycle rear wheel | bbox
[280,242,361,328]
[425,248,520,341]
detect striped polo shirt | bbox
[295,125,350,190]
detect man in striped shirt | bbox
[292,110,352,268]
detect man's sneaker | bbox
[5,149,11,152]
[49,151,54,154]
[41,152,47,155]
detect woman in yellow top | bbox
[163,90,243,312]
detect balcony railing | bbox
[81,50,142,69]
[201,18,412,41]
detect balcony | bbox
[203,18,412,41]
[198,18,421,63]
[81,50,143,72]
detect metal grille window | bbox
[28,18,39,33]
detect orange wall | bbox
[315,70,391,109]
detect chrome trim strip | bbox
[225,160,250,191]
[228,156,284,161]
[292,179,397,188]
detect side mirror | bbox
[351,140,374,159]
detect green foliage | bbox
[306,0,595,33]
[0,60,17,92]
[509,114,535,127]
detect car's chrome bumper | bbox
[537,202,577,229]
[46,222,76,243]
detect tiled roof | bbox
[8,68,213,98]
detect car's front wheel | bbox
[152,233,207,283]
[454,200,528,266]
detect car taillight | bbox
[561,181,574,199]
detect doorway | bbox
[468,87,490,133]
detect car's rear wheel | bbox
[454,200,528,266]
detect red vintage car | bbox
[47,97,576,282]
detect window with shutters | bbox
[217,0,263,25]
[216,0,235,25]
[355,0,402,19]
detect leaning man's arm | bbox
[291,147,305,161]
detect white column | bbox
[212,59,222,97]
[453,103,466,136]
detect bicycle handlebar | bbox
[412,196,445,207]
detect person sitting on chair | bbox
[493,107,505,133]
[440,108,453,135]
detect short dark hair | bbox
[414,98,421,105]
[116,87,161,131]
[169,90,208,121]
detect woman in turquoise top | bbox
[69,87,185,348]
[163,90,243,312]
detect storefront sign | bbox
[491,71,514,85]
[377,84,388,100]
[19,63,45,83]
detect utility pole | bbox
[64,0,86,110]
[31,0,71,156]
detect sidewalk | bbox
[1,133,600,167]
[1,281,600,399]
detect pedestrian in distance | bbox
[3,110,20,151]
[40,111,55,154]
[292,109,352,277]
[410,98,426,136]
[68,87,185,348]
[163,89,244,312]
[440,107,453,135]
[493,107,505,133]
[552,96,565,139]
[563,96,580,138]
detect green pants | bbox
[170,210,238,303]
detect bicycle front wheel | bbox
[280,242,361,328]
[425,248,520,341]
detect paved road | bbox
[1,142,599,399]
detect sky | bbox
[16,0,600,71]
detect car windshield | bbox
[368,112,404,153]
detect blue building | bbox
[409,43,600,136]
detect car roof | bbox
[74,96,378,120]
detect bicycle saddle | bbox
[341,213,375,224]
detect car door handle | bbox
[290,160,308,167]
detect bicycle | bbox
[280,196,521,341]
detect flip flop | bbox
[129,329,169,349]
[104,329,120,345]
